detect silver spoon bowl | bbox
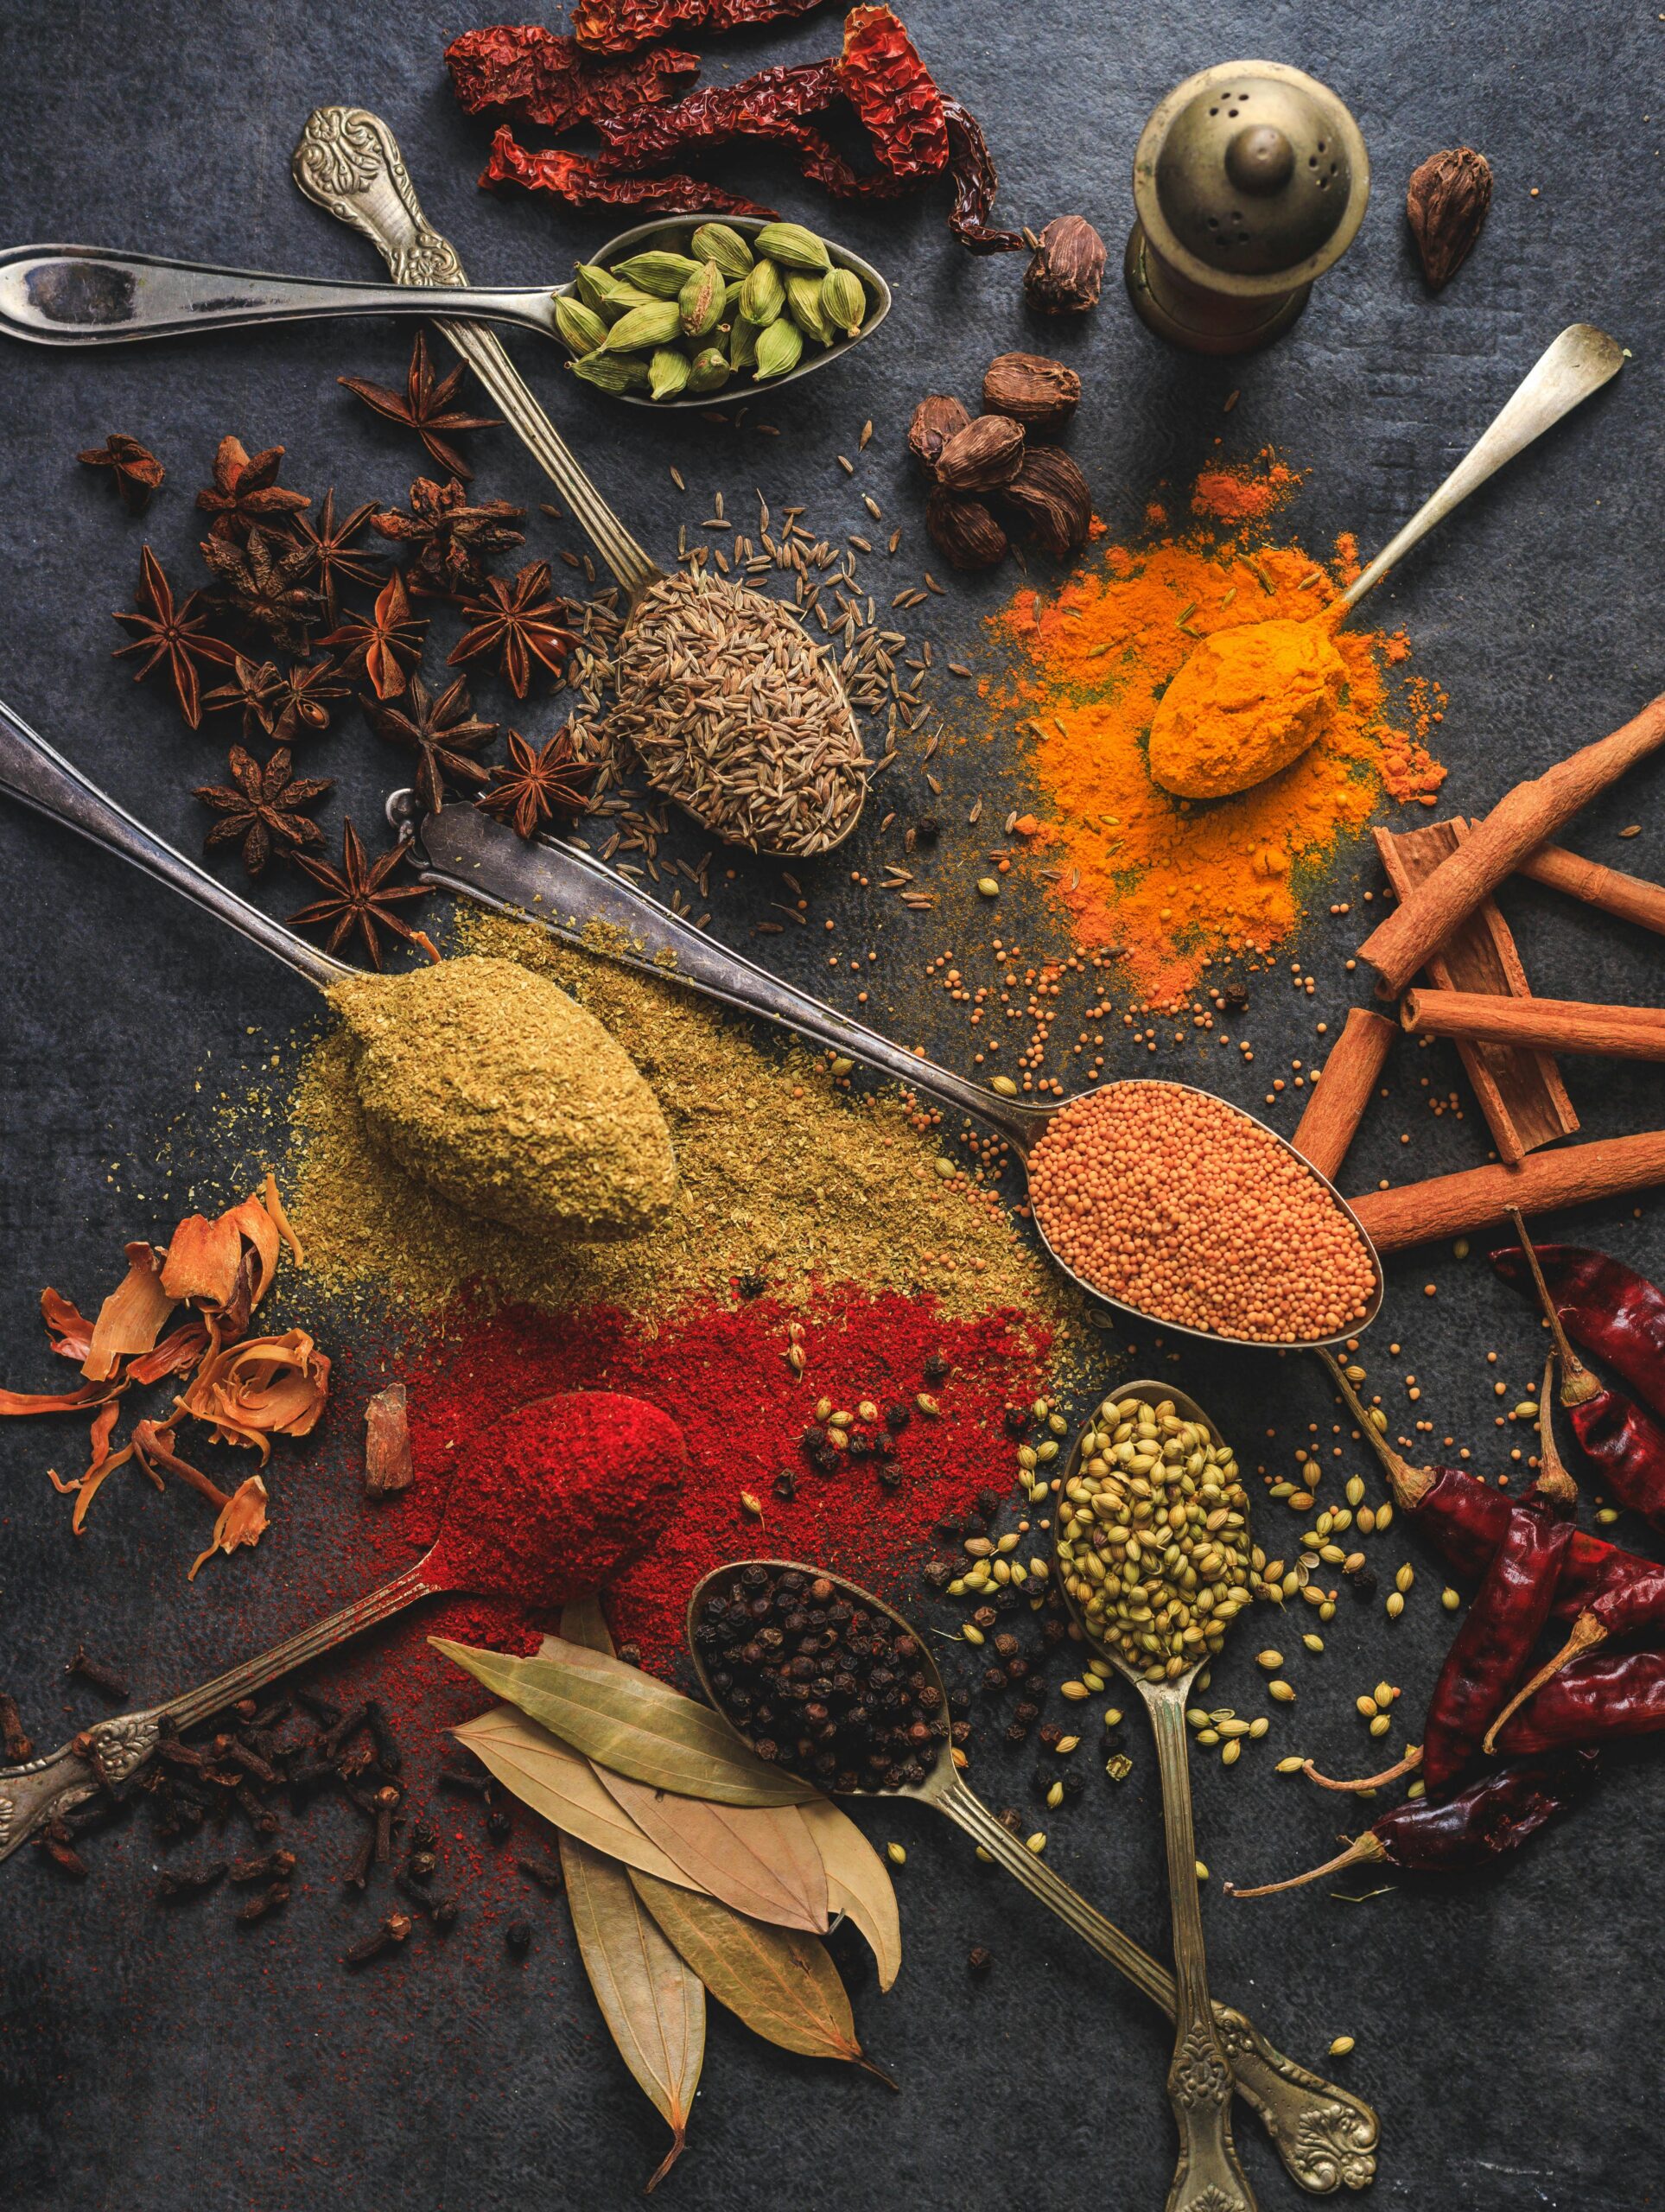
[685,1559,1378,2196]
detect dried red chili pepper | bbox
[939,93,1026,252]
[837,4,949,181]
[571,0,830,56]
[1498,1211,1665,1535]
[583,63,899,200]
[445,25,700,130]
[480,130,774,219]
[1494,1649,1665,1756]
[1226,1752,1596,1897]
[1482,1554,1665,1755]
[1493,1236,1665,1423]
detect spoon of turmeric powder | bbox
[1147,323,1624,801]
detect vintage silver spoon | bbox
[686,1560,1378,2196]
[1052,1380,1256,2212]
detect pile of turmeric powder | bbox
[988,477,1446,1006]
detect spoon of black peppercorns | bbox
[685,1560,1378,2198]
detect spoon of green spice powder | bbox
[1054,1382,1258,2212]
[0,702,677,1242]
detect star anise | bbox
[339,334,499,480]
[284,488,386,620]
[289,819,437,970]
[362,675,499,815]
[201,527,321,652]
[79,432,164,513]
[477,725,594,840]
[195,435,311,543]
[203,652,284,738]
[111,545,236,728]
[267,657,350,744]
[319,569,428,701]
[448,561,579,699]
[371,476,525,596]
[194,746,333,877]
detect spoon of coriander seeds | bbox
[687,1560,1378,2196]
[1053,1382,1259,2212]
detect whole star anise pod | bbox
[201,527,321,652]
[79,432,164,513]
[289,819,437,969]
[477,725,594,840]
[362,675,499,815]
[339,334,499,480]
[194,745,333,877]
[319,569,428,702]
[111,545,236,728]
[285,488,386,620]
[195,435,311,543]
[371,476,525,595]
[267,656,350,744]
[204,652,284,739]
[448,561,579,698]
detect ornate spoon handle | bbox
[290,105,661,605]
[937,1777,1377,2194]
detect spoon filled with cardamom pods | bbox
[688,1558,1377,2197]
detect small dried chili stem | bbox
[1506,1209,1601,1407]
[1302,1745,1423,1794]
[1227,1834,1390,1897]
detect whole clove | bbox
[67,1646,130,1701]
[34,1818,89,1878]
[364,1699,402,1775]
[229,1848,296,1885]
[343,1910,414,1967]
[505,1919,533,1959]
[517,1853,564,1893]
[342,1825,377,1891]
[0,1691,35,1763]
[294,1685,344,1726]
[156,1860,229,1901]
[439,1765,490,1797]
[236,1881,291,1923]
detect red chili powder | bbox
[423,1389,687,1603]
[357,1285,1054,1677]
[1191,451,1303,525]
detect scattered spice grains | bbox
[1027,1084,1377,1340]
[1190,451,1303,526]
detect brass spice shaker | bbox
[1125,60,1369,354]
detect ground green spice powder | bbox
[330,954,677,1239]
[290,913,1074,1326]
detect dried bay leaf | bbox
[432,1634,817,1806]
[452,1707,699,1891]
[563,1834,705,2192]
[599,1769,829,1933]
[557,1593,612,1653]
[797,1798,901,1992]
[631,1872,895,2085]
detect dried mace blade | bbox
[362,674,499,815]
[476,725,594,838]
[201,527,321,653]
[194,745,334,877]
[289,818,436,970]
[111,545,237,728]
[195,434,310,543]
[1407,147,1493,289]
[79,431,164,513]
[320,570,428,702]
[339,333,500,481]
[448,561,579,698]
[371,476,527,597]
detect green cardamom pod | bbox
[690,221,755,278]
[678,260,726,340]
[688,346,732,393]
[553,293,611,356]
[722,279,743,309]
[753,221,831,273]
[572,263,624,315]
[603,299,683,353]
[785,271,833,346]
[739,258,785,327]
[820,265,867,339]
[753,315,804,381]
[728,315,759,370]
[611,250,703,298]
[569,351,650,392]
[648,346,692,401]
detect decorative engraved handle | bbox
[0,1744,103,1863]
[1145,1688,1256,2212]
[937,1777,1376,2194]
[291,106,660,603]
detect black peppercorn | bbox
[975,1486,1001,1521]
[505,1919,532,1959]
[1350,1567,1379,1600]
[924,1352,950,1384]
[1003,1405,1033,1439]
[968,1944,993,1977]
[993,1632,1020,1661]
[736,1272,767,1298]
[885,1402,912,1432]
[772,1469,798,1502]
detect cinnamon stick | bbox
[1403,988,1665,1062]
[1292,1008,1396,1181]
[1358,691,1665,995]
[1501,833,1665,938]
[1350,1129,1665,1252]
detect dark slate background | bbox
[1,3,1662,2208]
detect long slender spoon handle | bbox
[1144,1689,1256,2211]
[1340,322,1624,609]
[290,106,660,604]
[415,798,1051,1149]
[938,1777,1378,2194]
[0,244,560,347]
[0,694,346,987]
[0,1562,438,1862]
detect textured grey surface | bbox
[1,2,1662,2208]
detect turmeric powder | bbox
[1147,614,1349,798]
